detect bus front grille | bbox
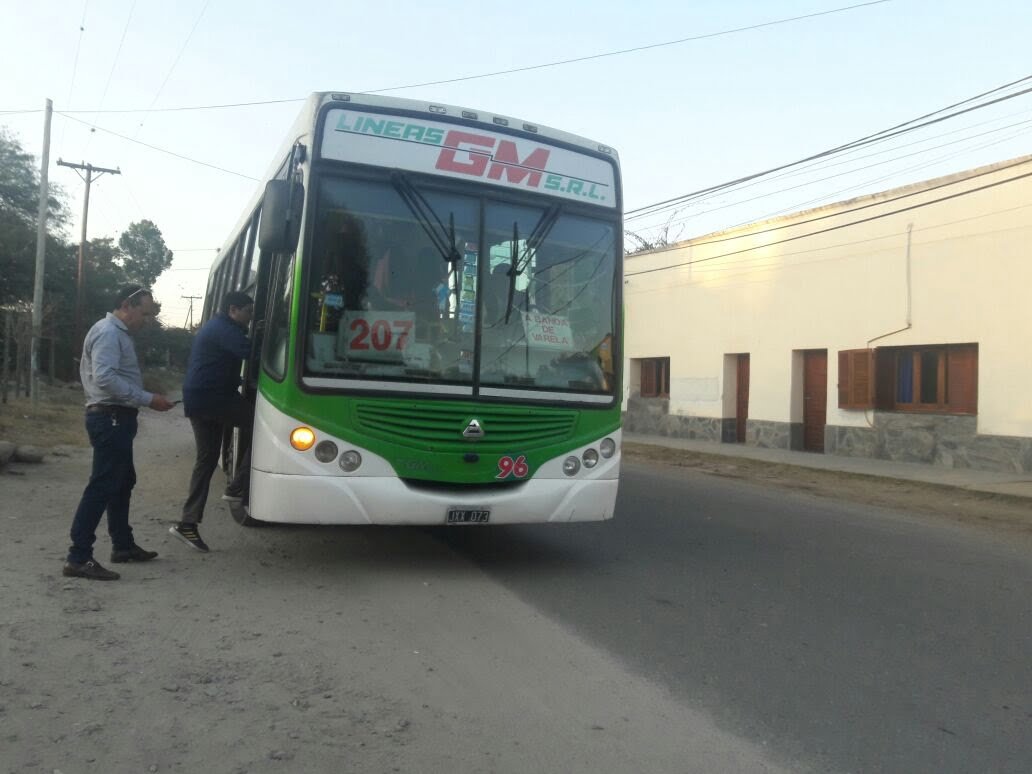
[353,401,577,451]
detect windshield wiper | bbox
[504,203,562,324]
[391,171,462,265]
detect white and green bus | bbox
[204,92,622,525]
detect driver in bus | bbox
[320,215,370,319]
[369,245,441,317]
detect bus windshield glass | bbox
[303,176,617,398]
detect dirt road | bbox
[1,409,790,774]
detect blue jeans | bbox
[67,411,139,563]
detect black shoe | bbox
[221,490,243,503]
[169,523,209,553]
[63,559,120,581]
[110,544,159,563]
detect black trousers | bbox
[181,397,253,525]
[68,409,139,562]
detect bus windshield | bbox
[303,175,617,398]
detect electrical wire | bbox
[625,166,1032,276]
[58,0,90,152]
[4,1,892,115]
[626,101,1032,227]
[83,0,139,153]
[134,0,213,135]
[625,208,1032,298]
[631,118,1032,237]
[56,111,260,181]
[628,155,1032,256]
[625,75,1032,220]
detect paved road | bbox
[435,460,1032,774]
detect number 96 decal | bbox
[496,455,529,479]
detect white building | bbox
[623,155,1032,473]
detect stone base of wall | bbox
[826,413,1032,473]
[623,397,1032,474]
[623,397,723,442]
[747,419,793,450]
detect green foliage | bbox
[136,323,195,369]
[0,127,67,226]
[1,125,185,379]
[118,219,173,288]
[0,129,70,304]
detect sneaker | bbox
[221,491,243,503]
[169,523,210,553]
[63,559,120,581]
[110,544,158,563]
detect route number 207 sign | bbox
[339,311,415,360]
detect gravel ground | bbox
[0,409,793,774]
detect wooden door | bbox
[736,354,750,443]
[803,349,827,452]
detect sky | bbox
[1,0,1030,327]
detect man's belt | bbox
[86,404,139,416]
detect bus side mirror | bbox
[259,179,304,253]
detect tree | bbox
[118,219,173,288]
[0,128,68,304]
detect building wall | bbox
[623,156,1032,472]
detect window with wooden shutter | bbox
[639,357,670,398]
[946,344,978,414]
[837,349,873,409]
[873,343,977,415]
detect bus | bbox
[203,92,623,525]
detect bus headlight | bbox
[314,441,339,463]
[290,427,316,451]
[582,448,599,468]
[339,450,362,472]
[600,438,616,458]
[563,456,580,476]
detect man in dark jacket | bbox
[170,291,253,552]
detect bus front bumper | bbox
[249,471,618,525]
[249,472,619,525]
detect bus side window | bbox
[262,253,295,381]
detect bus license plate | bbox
[447,508,490,524]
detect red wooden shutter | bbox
[838,349,874,409]
[641,361,656,397]
[947,344,978,414]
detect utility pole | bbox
[56,159,121,350]
[182,295,201,329]
[30,98,53,409]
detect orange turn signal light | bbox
[290,426,316,451]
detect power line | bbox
[707,122,1032,232]
[627,103,1032,229]
[625,74,1032,220]
[360,0,895,95]
[135,0,213,135]
[4,1,892,116]
[626,213,1032,296]
[56,111,259,180]
[625,166,1032,277]
[633,155,1032,255]
[83,0,138,152]
[631,118,1032,237]
[58,0,89,152]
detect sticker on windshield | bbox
[522,312,574,351]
